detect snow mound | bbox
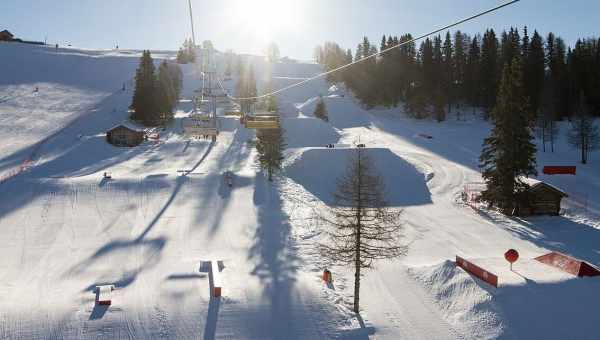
[410,259,600,340]
[285,147,431,207]
[281,117,340,148]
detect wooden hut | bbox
[0,30,14,41]
[106,122,145,147]
[517,178,568,216]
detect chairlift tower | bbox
[187,0,196,46]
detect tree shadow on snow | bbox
[68,176,191,292]
[477,209,600,266]
[241,176,340,339]
[245,176,302,338]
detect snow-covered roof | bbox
[520,177,568,197]
[108,121,145,132]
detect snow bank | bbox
[410,259,600,340]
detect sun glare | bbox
[229,0,296,42]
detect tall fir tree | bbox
[524,30,545,123]
[453,31,467,116]
[314,96,329,122]
[480,29,499,116]
[466,35,481,111]
[480,58,537,214]
[256,128,286,181]
[442,32,454,113]
[131,50,160,125]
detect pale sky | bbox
[1,1,599,60]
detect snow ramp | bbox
[410,260,600,340]
[285,147,431,207]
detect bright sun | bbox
[229,0,295,42]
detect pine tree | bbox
[247,65,257,109]
[434,89,446,122]
[256,128,286,181]
[236,62,257,113]
[157,61,176,121]
[420,38,435,99]
[453,31,467,116]
[442,32,454,113]
[480,58,537,214]
[524,30,545,122]
[130,50,160,125]
[568,92,600,164]
[319,148,406,313]
[500,28,521,69]
[314,96,329,122]
[546,33,569,119]
[466,35,481,111]
[480,29,499,116]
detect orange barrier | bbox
[456,256,498,287]
[535,252,600,277]
[211,260,222,297]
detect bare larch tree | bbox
[320,148,406,313]
[568,92,600,164]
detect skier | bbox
[225,171,233,187]
[322,269,333,284]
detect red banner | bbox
[456,256,498,288]
[543,166,576,175]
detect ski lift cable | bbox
[220,0,520,101]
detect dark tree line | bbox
[130,51,182,126]
[316,28,600,122]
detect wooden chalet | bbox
[106,122,145,147]
[517,178,568,216]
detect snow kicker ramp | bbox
[281,117,340,148]
[285,147,431,207]
[411,260,600,340]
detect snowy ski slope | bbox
[1,42,599,339]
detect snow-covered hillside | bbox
[1,42,599,339]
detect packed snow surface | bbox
[1,42,599,339]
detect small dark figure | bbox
[55,44,58,51]
[322,269,333,284]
